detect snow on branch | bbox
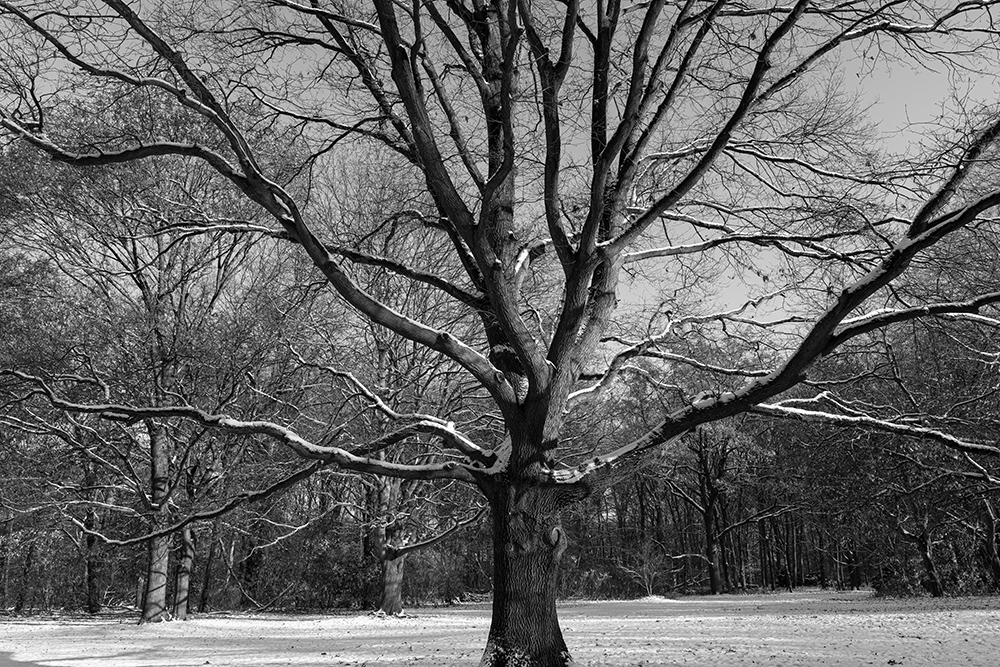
[1,5,516,409]
[830,292,1000,348]
[724,145,900,188]
[67,462,326,547]
[545,432,689,486]
[569,292,795,408]
[390,505,488,559]
[0,119,248,187]
[3,370,479,482]
[752,402,1000,459]
[561,180,1000,486]
[289,350,498,468]
[623,226,874,265]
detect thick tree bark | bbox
[369,472,408,616]
[173,525,195,619]
[141,533,170,622]
[378,554,407,615]
[480,485,573,667]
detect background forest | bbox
[2,145,998,614]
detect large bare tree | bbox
[4,1,1000,664]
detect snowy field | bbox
[1,589,998,666]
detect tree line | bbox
[3,199,998,612]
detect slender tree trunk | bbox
[239,543,262,607]
[479,486,573,667]
[80,457,102,614]
[173,525,195,619]
[732,524,745,590]
[914,533,943,597]
[653,482,665,546]
[613,487,628,547]
[706,535,722,594]
[702,500,721,595]
[700,488,722,594]
[982,500,1000,591]
[84,507,101,614]
[719,501,733,591]
[786,515,796,590]
[848,546,863,590]
[636,480,647,546]
[140,421,171,624]
[14,540,36,613]
[378,553,407,615]
[672,499,688,586]
[760,521,774,590]
[817,531,827,589]
[0,516,9,608]
[199,526,218,612]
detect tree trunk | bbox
[173,525,195,619]
[199,525,218,613]
[480,487,573,667]
[915,533,943,597]
[0,517,8,608]
[817,531,827,589]
[759,521,773,590]
[635,479,647,546]
[140,421,171,624]
[705,531,723,594]
[84,507,101,614]
[14,540,36,613]
[847,548,862,590]
[719,501,733,591]
[141,533,170,622]
[786,515,796,590]
[378,553,407,615]
[982,500,1000,591]
[699,492,721,594]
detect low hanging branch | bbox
[3,370,481,482]
[753,402,1000,459]
[388,505,489,560]
[66,461,327,547]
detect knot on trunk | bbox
[505,510,567,562]
[546,525,567,560]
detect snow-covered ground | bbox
[1,589,998,666]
